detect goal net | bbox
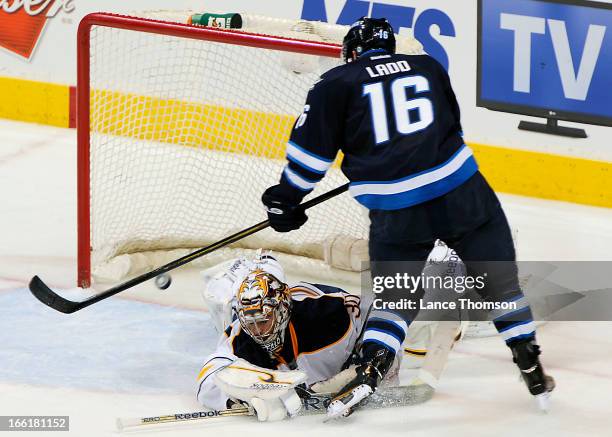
[78,11,423,287]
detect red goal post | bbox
[76,13,357,288]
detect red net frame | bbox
[76,12,341,287]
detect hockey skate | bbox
[511,340,555,411]
[326,346,394,420]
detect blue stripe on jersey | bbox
[286,160,326,182]
[350,145,470,188]
[489,294,530,320]
[349,145,479,210]
[493,306,532,323]
[496,318,536,344]
[365,326,404,344]
[367,316,409,337]
[366,319,406,343]
[362,334,401,354]
[362,317,408,354]
[504,333,536,344]
[286,155,328,175]
[497,319,534,333]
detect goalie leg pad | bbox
[324,235,369,272]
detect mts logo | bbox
[302,0,456,70]
[0,0,75,60]
[500,13,606,101]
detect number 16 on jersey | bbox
[363,75,434,145]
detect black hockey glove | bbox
[262,186,308,233]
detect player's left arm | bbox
[262,74,346,232]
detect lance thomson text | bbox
[372,298,518,311]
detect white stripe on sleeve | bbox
[283,167,317,191]
[286,142,333,174]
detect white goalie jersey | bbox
[196,254,375,410]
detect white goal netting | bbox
[84,12,422,283]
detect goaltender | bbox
[195,251,406,421]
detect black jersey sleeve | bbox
[271,73,347,204]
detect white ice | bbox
[1,119,612,436]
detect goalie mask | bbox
[342,17,396,63]
[236,269,291,353]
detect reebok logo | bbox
[0,0,75,60]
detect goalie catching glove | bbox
[262,186,308,232]
[215,359,307,421]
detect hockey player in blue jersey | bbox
[261,17,554,418]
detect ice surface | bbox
[0,288,217,394]
[1,119,612,436]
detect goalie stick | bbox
[29,184,349,314]
[116,384,434,431]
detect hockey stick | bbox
[116,406,254,431]
[29,184,349,314]
[116,385,433,431]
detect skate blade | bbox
[535,392,551,412]
[325,385,373,422]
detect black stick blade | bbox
[29,276,81,314]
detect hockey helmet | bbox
[342,17,396,63]
[236,269,291,353]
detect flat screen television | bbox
[477,0,612,138]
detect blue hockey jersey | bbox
[273,49,501,242]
